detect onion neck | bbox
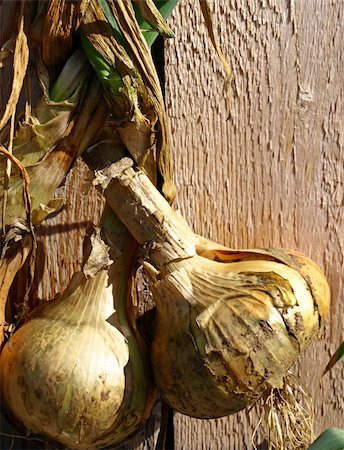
[98,204,137,331]
[41,270,113,325]
[85,147,197,271]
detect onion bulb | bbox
[88,155,330,419]
[0,228,154,449]
[149,239,329,418]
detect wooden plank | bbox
[165,0,344,448]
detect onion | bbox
[0,225,154,449]
[150,241,329,418]
[86,153,330,420]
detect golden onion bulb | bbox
[0,268,153,449]
[150,242,330,418]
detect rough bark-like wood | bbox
[165,0,344,448]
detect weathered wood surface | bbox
[1,0,343,449]
[165,0,344,448]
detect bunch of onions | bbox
[0,208,155,449]
[85,147,330,421]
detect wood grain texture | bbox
[164,0,343,448]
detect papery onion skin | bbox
[150,249,330,419]
[0,271,130,449]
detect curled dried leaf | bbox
[0,144,32,227]
[117,113,154,167]
[83,229,113,278]
[0,77,107,230]
[31,198,64,224]
[0,13,29,132]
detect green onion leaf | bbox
[307,428,344,450]
[323,341,344,375]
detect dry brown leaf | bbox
[0,78,107,231]
[22,79,107,223]
[31,198,64,224]
[0,232,32,344]
[0,144,32,226]
[133,0,174,38]
[83,229,112,278]
[42,0,88,68]
[117,114,154,166]
[107,0,176,202]
[0,12,29,132]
